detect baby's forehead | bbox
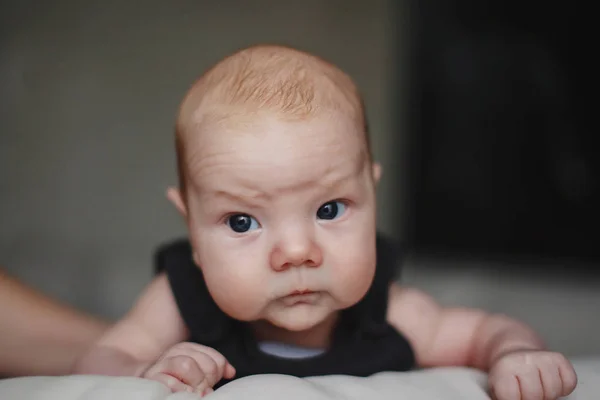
[188,110,366,153]
[182,114,369,186]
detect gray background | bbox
[1,0,598,358]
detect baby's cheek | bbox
[330,250,376,307]
[202,263,266,321]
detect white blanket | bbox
[1,357,598,399]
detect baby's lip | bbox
[289,289,314,296]
[281,290,320,306]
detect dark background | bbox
[401,1,598,264]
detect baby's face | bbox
[179,113,377,332]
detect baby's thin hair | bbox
[215,48,317,117]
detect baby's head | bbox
[168,45,382,334]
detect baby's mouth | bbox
[289,289,314,296]
[281,290,320,306]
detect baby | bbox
[74,45,577,400]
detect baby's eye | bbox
[316,200,346,220]
[227,214,260,233]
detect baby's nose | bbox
[269,233,323,271]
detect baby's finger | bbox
[192,375,215,398]
[189,345,230,377]
[539,364,562,400]
[516,369,544,400]
[490,374,521,400]
[152,372,194,393]
[558,361,578,396]
[224,362,236,379]
[165,343,232,382]
[163,355,206,388]
[190,351,222,387]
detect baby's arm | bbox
[74,273,234,395]
[387,283,577,400]
[73,273,187,376]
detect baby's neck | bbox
[251,312,339,349]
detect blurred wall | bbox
[0,0,402,318]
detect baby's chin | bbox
[217,304,326,331]
[265,306,335,332]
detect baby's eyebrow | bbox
[205,179,343,207]
[208,189,269,207]
[202,161,365,206]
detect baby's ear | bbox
[372,162,382,184]
[166,187,188,217]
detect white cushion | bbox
[1,357,597,399]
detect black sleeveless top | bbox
[155,234,415,388]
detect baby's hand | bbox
[488,350,577,400]
[141,342,235,396]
